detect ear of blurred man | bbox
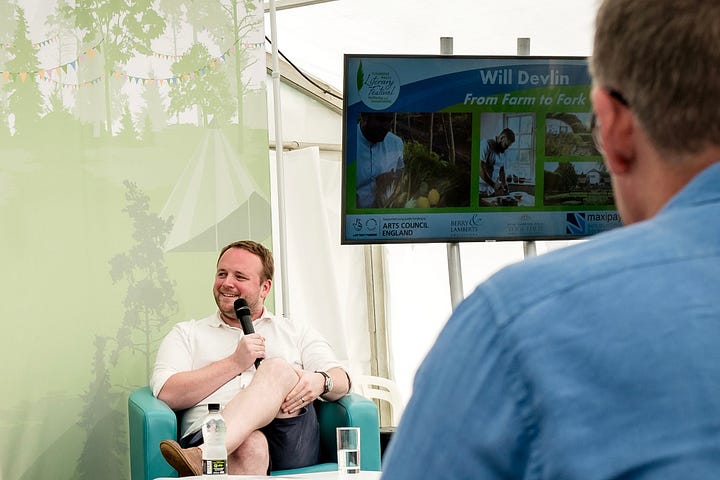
[591,86,655,225]
[590,86,637,177]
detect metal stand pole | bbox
[517,37,537,259]
[440,37,465,309]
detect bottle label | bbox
[202,458,227,475]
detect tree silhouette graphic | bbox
[169,43,234,128]
[74,336,128,480]
[109,180,178,377]
[61,0,166,135]
[6,6,43,138]
[73,181,178,479]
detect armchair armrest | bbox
[316,393,381,471]
[128,386,178,480]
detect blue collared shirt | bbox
[382,163,720,479]
[355,124,404,208]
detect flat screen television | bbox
[341,54,622,244]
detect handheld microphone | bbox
[233,298,262,369]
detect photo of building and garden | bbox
[543,161,614,206]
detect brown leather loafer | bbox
[159,440,202,477]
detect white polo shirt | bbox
[150,308,343,437]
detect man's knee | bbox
[257,357,298,387]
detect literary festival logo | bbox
[356,61,400,110]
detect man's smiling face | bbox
[213,247,271,325]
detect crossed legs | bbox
[222,357,300,474]
[161,357,301,476]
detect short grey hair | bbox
[590,0,720,157]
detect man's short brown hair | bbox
[590,0,720,157]
[499,128,515,144]
[218,240,274,282]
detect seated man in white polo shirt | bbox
[152,240,351,476]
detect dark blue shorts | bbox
[179,404,320,472]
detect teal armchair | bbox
[128,386,381,479]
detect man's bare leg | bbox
[228,430,270,474]
[160,358,300,476]
[222,357,300,453]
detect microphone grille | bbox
[233,298,250,313]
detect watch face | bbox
[317,371,333,394]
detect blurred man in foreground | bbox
[382,0,720,478]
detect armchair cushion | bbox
[128,386,381,480]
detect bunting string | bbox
[33,34,61,49]
[0,36,257,87]
[0,39,102,78]
[0,33,61,50]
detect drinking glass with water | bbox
[336,427,361,475]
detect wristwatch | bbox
[316,371,333,395]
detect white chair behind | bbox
[353,375,404,426]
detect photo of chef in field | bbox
[478,112,536,207]
[355,111,471,209]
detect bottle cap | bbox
[207,403,220,412]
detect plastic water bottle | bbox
[201,403,228,477]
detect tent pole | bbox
[269,0,291,317]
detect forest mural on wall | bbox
[0,1,269,478]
